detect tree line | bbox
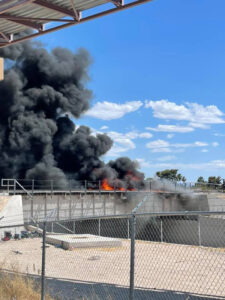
[148,169,224,186]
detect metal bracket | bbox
[112,0,124,7]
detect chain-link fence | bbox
[1,211,225,299]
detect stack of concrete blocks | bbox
[0,194,24,238]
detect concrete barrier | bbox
[0,195,24,238]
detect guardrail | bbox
[1,178,225,194]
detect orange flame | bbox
[101,179,114,191]
[101,179,137,191]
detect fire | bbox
[101,177,137,191]
[101,179,114,191]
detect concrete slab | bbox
[0,195,24,238]
[46,234,122,250]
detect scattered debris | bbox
[12,250,23,255]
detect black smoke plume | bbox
[0,41,144,188]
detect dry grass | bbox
[0,262,113,300]
[0,261,54,300]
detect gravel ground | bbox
[0,238,225,299]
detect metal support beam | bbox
[0,14,76,23]
[34,0,77,19]
[0,0,153,48]
[0,13,44,30]
[0,31,12,42]
[69,0,81,21]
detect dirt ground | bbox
[0,238,225,299]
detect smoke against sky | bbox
[0,40,144,187]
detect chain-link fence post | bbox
[129,214,136,300]
[160,218,163,243]
[98,218,101,236]
[13,179,16,195]
[198,215,201,246]
[41,221,46,300]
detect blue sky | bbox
[36,0,225,181]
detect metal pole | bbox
[73,221,76,234]
[69,179,72,194]
[51,180,53,197]
[98,218,101,236]
[44,195,47,219]
[13,180,16,195]
[160,219,163,243]
[93,194,95,215]
[57,198,60,221]
[69,179,72,219]
[69,193,72,220]
[41,221,46,300]
[31,179,34,219]
[32,179,34,195]
[129,214,136,300]
[198,216,201,246]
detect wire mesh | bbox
[0,225,44,298]
[43,217,131,299]
[134,213,225,299]
[1,212,225,299]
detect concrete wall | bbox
[43,215,225,248]
[22,192,132,222]
[0,195,24,238]
[22,191,209,222]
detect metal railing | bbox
[1,178,225,194]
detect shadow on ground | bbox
[44,276,225,300]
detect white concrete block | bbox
[46,234,122,250]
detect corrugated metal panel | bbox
[0,0,151,47]
[0,0,112,36]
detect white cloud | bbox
[152,148,172,153]
[135,158,151,168]
[85,101,143,120]
[212,142,219,147]
[146,140,170,149]
[157,155,176,161]
[96,129,152,157]
[188,122,210,129]
[146,139,208,153]
[145,99,225,127]
[147,160,225,171]
[105,131,136,157]
[194,141,208,147]
[146,140,171,153]
[201,149,209,153]
[167,134,174,139]
[139,132,153,139]
[145,99,189,120]
[214,133,225,137]
[107,144,135,157]
[100,125,108,130]
[146,124,194,133]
